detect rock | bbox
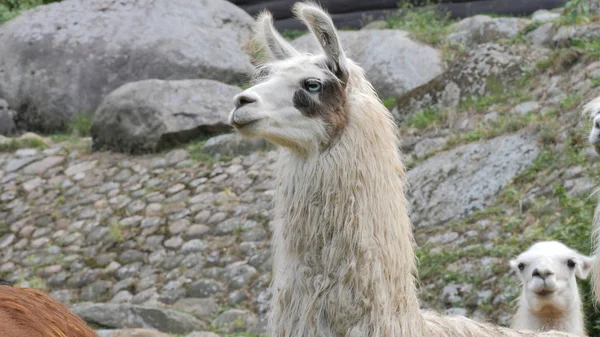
[407,131,539,227]
[22,156,64,175]
[552,23,600,47]
[96,329,171,337]
[80,280,113,302]
[203,133,270,157]
[0,0,253,133]
[391,43,548,123]
[526,22,554,46]
[361,20,389,30]
[0,99,16,136]
[447,15,530,46]
[91,79,240,154]
[211,309,258,333]
[512,101,540,115]
[185,332,221,337]
[72,303,205,334]
[187,279,223,298]
[531,10,560,23]
[172,298,219,320]
[292,30,443,97]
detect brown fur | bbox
[0,286,98,337]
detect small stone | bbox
[127,200,146,215]
[0,233,15,249]
[513,101,540,115]
[185,224,211,239]
[169,219,190,235]
[110,290,133,304]
[23,156,65,175]
[164,236,184,249]
[65,160,97,176]
[182,239,205,254]
[167,183,185,195]
[159,280,186,304]
[211,309,258,333]
[187,279,223,298]
[186,332,221,337]
[80,280,113,302]
[145,203,163,217]
[15,148,38,158]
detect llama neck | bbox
[512,292,585,336]
[269,89,422,337]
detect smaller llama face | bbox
[583,96,600,154]
[229,5,350,153]
[510,241,593,312]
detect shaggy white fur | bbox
[229,2,578,337]
[582,96,600,303]
[510,241,593,335]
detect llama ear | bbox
[576,255,594,279]
[255,11,300,61]
[582,96,600,119]
[293,2,348,80]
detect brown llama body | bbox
[0,285,98,337]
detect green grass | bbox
[382,98,397,109]
[386,5,454,45]
[405,107,445,129]
[281,29,307,41]
[110,222,124,243]
[560,93,583,110]
[0,0,61,23]
[559,0,592,25]
[0,137,48,152]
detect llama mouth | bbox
[231,119,260,131]
[534,289,555,297]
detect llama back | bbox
[423,311,575,337]
[0,285,98,337]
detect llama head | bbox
[583,96,600,154]
[228,2,351,154]
[510,241,593,314]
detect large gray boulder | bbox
[91,79,240,154]
[0,0,253,133]
[292,30,444,98]
[72,303,205,334]
[406,131,539,228]
[0,99,16,136]
[446,15,530,46]
[391,43,549,123]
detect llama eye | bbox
[567,259,576,269]
[304,79,322,93]
[518,263,525,271]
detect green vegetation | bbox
[186,139,227,164]
[406,107,445,129]
[110,222,124,243]
[0,0,61,23]
[382,97,397,109]
[281,29,307,41]
[386,4,454,45]
[560,0,592,25]
[0,137,48,152]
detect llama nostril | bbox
[235,95,257,109]
[532,269,552,279]
[595,121,600,129]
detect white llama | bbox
[582,96,600,302]
[510,241,593,335]
[229,2,577,337]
